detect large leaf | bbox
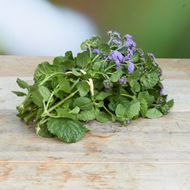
[77,109,96,121]
[16,78,30,89]
[47,118,89,143]
[146,108,163,119]
[111,70,123,82]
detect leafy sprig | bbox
[14,31,174,143]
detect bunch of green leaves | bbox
[14,31,174,143]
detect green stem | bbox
[47,90,78,113]
[103,105,114,117]
[121,94,135,99]
[40,72,65,85]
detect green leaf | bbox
[56,107,76,120]
[129,80,140,92]
[146,108,163,119]
[140,72,159,89]
[138,91,155,106]
[127,100,140,119]
[140,98,148,117]
[31,87,43,107]
[92,61,102,71]
[16,78,29,89]
[98,43,110,55]
[69,106,80,114]
[76,51,90,67]
[34,62,53,82]
[73,97,92,110]
[111,70,123,82]
[58,78,71,93]
[115,104,127,118]
[36,124,54,138]
[130,52,140,63]
[12,91,26,96]
[95,111,110,123]
[77,109,96,121]
[167,99,174,108]
[47,118,89,143]
[38,86,51,101]
[77,81,89,97]
[95,91,111,101]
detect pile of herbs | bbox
[13,31,174,143]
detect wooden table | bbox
[0,56,190,190]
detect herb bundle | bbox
[14,31,174,143]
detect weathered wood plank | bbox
[0,162,190,190]
[0,110,190,162]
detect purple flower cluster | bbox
[108,31,122,47]
[119,77,127,85]
[108,50,124,69]
[124,34,136,61]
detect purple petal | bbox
[128,62,135,74]
[160,88,164,95]
[119,77,127,85]
[92,48,100,54]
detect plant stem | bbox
[103,105,114,117]
[47,90,78,113]
[121,93,135,99]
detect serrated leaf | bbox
[58,78,71,93]
[69,106,80,114]
[140,72,159,89]
[31,88,43,107]
[111,70,123,82]
[76,51,90,67]
[146,108,163,119]
[115,104,127,118]
[77,109,96,121]
[16,78,29,89]
[38,86,51,101]
[140,98,148,117]
[47,118,89,143]
[129,80,140,92]
[56,108,76,120]
[73,97,92,110]
[167,99,174,108]
[127,100,140,119]
[98,43,110,55]
[93,61,102,71]
[95,91,111,101]
[77,81,89,97]
[12,91,26,96]
[36,124,54,138]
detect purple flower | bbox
[92,48,100,54]
[112,38,122,46]
[119,77,127,85]
[160,88,164,95]
[109,50,124,69]
[124,34,136,48]
[113,31,121,38]
[128,61,135,74]
[128,48,134,56]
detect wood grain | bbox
[0,57,190,190]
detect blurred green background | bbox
[57,0,190,58]
[0,0,189,57]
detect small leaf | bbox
[77,109,96,121]
[69,106,80,114]
[56,108,76,120]
[38,86,51,101]
[77,81,89,97]
[36,124,54,138]
[95,111,110,123]
[167,99,174,108]
[129,80,140,92]
[146,108,163,119]
[76,51,90,67]
[12,91,26,96]
[111,70,123,82]
[31,88,43,107]
[95,92,111,101]
[47,118,89,143]
[140,72,159,89]
[16,78,29,89]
